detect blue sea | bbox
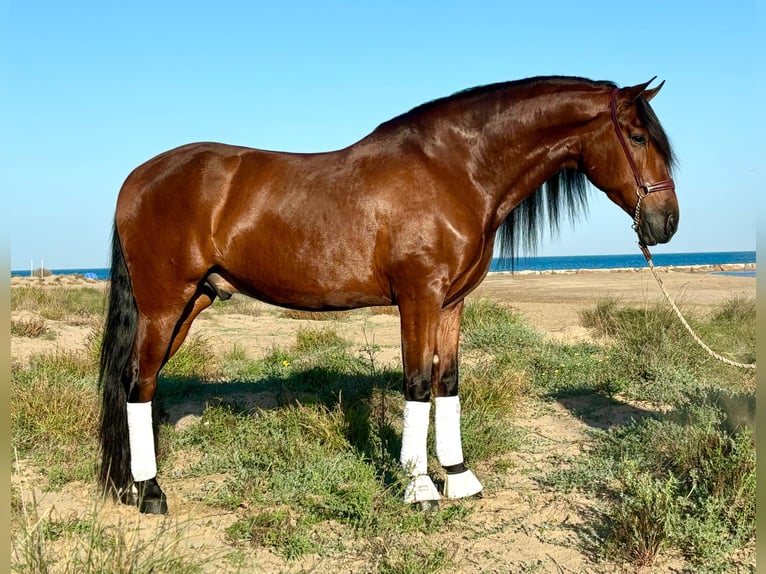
[490,250,756,276]
[11,251,756,279]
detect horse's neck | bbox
[458,89,605,228]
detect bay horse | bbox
[99,76,678,514]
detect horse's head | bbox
[582,79,679,246]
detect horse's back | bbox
[114,141,401,309]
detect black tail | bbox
[98,224,138,496]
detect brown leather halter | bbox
[609,87,675,251]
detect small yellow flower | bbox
[282,360,290,367]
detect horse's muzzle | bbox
[639,210,679,246]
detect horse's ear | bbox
[619,77,659,103]
[641,80,665,102]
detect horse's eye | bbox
[630,134,647,145]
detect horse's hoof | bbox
[119,478,168,515]
[137,478,168,515]
[139,496,168,515]
[417,499,440,513]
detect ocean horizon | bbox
[11,250,756,280]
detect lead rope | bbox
[638,242,756,370]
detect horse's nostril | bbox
[666,213,678,237]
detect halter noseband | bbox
[609,88,675,242]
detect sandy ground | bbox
[10,266,756,572]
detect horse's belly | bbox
[225,260,392,311]
[242,283,392,311]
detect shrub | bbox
[11,317,49,338]
[161,334,220,380]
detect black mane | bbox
[636,95,676,169]
[497,168,590,266]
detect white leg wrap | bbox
[434,395,464,467]
[404,474,441,504]
[444,469,483,499]
[127,401,157,482]
[435,396,483,499]
[400,400,431,476]
[400,400,440,503]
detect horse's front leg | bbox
[433,301,483,499]
[397,296,442,509]
[397,297,482,509]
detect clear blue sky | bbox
[2,1,760,270]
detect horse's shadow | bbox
[551,391,658,430]
[155,366,404,471]
[549,385,755,433]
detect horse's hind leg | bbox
[166,286,216,360]
[123,287,213,514]
[432,301,483,499]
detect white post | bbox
[30,259,33,277]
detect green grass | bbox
[10,286,756,572]
[700,295,756,366]
[11,286,106,322]
[11,351,100,487]
[375,544,452,574]
[552,400,756,572]
[461,298,755,571]
[224,509,320,559]
[461,298,542,357]
[161,334,221,379]
[293,325,350,353]
[578,296,755,403]
[541,297,756,571]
